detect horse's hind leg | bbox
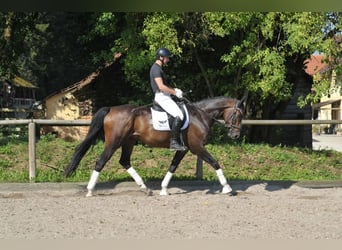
[195,147,233,194]
[119,141,147,190]
[160,150,188,196]
[86,143,118,197]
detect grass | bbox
[0,132,341,183]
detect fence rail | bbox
[1,119,342,181]
[2,119,342,126]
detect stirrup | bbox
[170,140,187,151]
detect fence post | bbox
[28,121,36,182]
[196,157,203,180]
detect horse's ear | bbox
[238,91,248,108]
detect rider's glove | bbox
[175,88,183,98]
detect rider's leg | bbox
[154,93,187,151]
[170,116,187,151]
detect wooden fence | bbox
[1,119,342,181]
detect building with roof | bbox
[0,76,38,119]
[40,52,123,140]
[305,54,341,134]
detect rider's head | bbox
[156,48,171,65]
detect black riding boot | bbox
[170,117,187,151]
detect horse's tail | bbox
[64,107,110,177]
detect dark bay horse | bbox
[64,96,245,196]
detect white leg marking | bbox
[86,170,100,197]
[127,167,146,189]
[160,171,173,196]
[216,169,232,194]
[222,185,233,194]
[86,190,93,197]
[160,188,169,196]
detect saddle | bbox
[150,101,189,131]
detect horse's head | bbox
[193,95,246,140]
[222,98,245,139]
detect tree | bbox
[299,12,342,106]
[2,12,340,144]
[33,12,103,98]
[0,12,44,79]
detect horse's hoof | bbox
[222,185,233,194]
[160,189,170,196]
[226,191,238,196]
[141,188,153,196]
[86,190,93,197]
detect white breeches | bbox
[154,92,184,120]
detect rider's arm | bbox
[154,77,177,96]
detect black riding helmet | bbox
[156,48,171,59]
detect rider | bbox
[150,47,187,151]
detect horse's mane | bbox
[130,96,237,116]
[193,96,236,110]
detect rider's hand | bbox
[175,88,183,98]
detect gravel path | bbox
[0,181,341,239]
[312,134,342,152]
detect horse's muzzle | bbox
[228,129,241,139]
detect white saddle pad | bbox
[151,105,189,131]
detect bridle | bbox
[213,103,243,131]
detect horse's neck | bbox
[188,104,221,127]
[201,105,226,119]
[191,97,236,121]
[206,109,223,122]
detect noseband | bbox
[213,104,243,131]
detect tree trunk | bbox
[194,48,214,97]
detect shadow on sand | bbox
[90,180,311,196]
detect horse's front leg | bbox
[215,168,233,194]
[160,150,188,195]
[197,147,232,194]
